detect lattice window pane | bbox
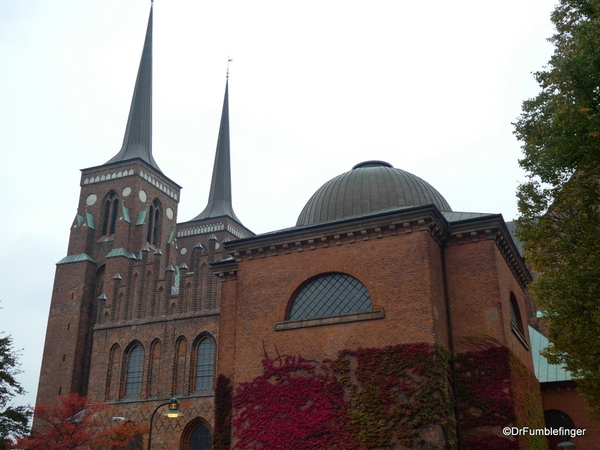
[289,273,372,320]
[189,424,212,450]
[510,302,519,329]
[125,345,143,397]
[195,339,215,389]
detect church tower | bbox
[175,78,253,268]
[35,3,181,408]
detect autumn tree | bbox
[0,334,30,450]
[8,393,146,450]
[514,0,600,415]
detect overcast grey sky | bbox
[1,0,557,408]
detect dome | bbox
[296,160,452,226]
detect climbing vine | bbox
[231,342,544,449]
[455,343,546,450]
[213,374,233,450]
[331,343,454,449]
[232,354,358,450]
[233,344,454,449]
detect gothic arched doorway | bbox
[180,417,212,450]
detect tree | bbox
[7,393,146,450]
[0,334,30,449]
[514,0,600,415]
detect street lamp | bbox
[147,397,184,450]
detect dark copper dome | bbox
[296,161,452,226]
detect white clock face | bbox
[166,207,174,220]
[180,247,187,255]
[86,194,97,206]
[122,187,132,197]
[139,189,147,203]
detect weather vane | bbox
[227,57,233,79]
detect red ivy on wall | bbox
[455,344,547,450]
[332,343,454,448]
[233,344,454,450]
[213,374,233,450]
[231,342,545,450]
[232,354,359,450]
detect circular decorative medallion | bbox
[166,207,174,220]
[180,247,187,255]
[122,186,132,197]
[85,194,97,206]
[139,189,147,203]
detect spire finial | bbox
[226,57,232,79]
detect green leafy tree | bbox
[0,334,30,449]
[514,0,600,415]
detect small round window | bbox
[288,273,372,320]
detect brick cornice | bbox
[221,206,532,290]
[223,206,449,263]
[448,216,532,289]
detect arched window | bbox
[195,338,215,391]
[102,193,119,236]
[147,200,161,245]
[124,345,144,398]
[509,292,529,349]
[510,292,524,334]
[188,424,211,450]
[544,409,575,445]
[288,273,372,320]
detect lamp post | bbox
[557,438,575,448]
[147,397,184,450]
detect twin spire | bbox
[106,5,159,172]
[105,4,239,224]
[192,80,240,222]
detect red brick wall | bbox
[446,238,533,371]
[542,383,600,450]
[219,230,449,384]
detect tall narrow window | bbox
[510,293,524,335]
[195,338,215,390]
[125,345,143,398]
[509,292,529,349]
[102,193,119,236]
[146,200,161,245]
[152,206,160,244]
[110,199,119,234]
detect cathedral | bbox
[35,4,599,450]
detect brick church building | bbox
[35,4,596,450]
